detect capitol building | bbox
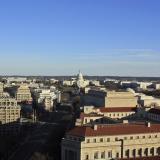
[63,71,89,88]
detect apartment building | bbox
[0,97,21,124]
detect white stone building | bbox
[61,123,160,160]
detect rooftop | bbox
[67,123,160,137]
[99,107,137,113]
[80,112,103,119]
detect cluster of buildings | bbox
[63,71,100,88]
[61,87,160,160]
[34,87,61,111]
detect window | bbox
[85,154,89,160]
[101,152,105,158]
[124,137,127,140]
[136,136,139,139]
[138,149,142,157]
[116,152,119,158]
[144,148,148,156]
[86,139,90,143]
[149,135,151,138]
[130,136,133,140]
[100,138,103,142]
[132,149,136,157]
[155,135,158,138]
[108,151,112,158]
[157,147,160,155]
[94,152,98,159]
[115,137,118,141]
[93,139,96,143]
[125,149,129,157]
[143,136,145,139]
[107,138,110,142]
[150,147,154,156]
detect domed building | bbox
[76,71,89,88]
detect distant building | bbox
[61,122,160,160]
[85,89,137,108]
[76,71,89,88]
[16,84,32,103]
[120,81,153,90]
[6,77,27,83]
[138,94,160,107]
[154,84,160,90]
[63,80,76,86]
[34,89,58,111]
[62,71,89,88]
[90,80,100,86]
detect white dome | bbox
[77,71,84,81]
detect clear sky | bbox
[0,0,160,76]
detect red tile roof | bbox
[80,113,103,119]
[99,107,137,113]
[67,123,160,137]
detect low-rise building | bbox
[76,106,137,125]
[61,122,160,160]
[138,94,160,107]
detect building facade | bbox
[16,84,32,103]
[0,97,21,124]
[61,123,160,160]
[85,90,137,108]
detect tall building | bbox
[0,97,21,124]
[16,84,32,103]
[61,122,160,160]
[0,82,4,96]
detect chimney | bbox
[146,122,151,127]
[94,125,98,130]
[123,120,128,124]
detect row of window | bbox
[106,113,134,117]
[85,151,116,160]
[86,134,158,143]
[85,147,160,160]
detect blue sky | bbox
[0,0,160,76]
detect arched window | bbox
[138,148,142,157]
[157,147,160,155]
[144,148,148,156]
[150,147,154,156]
[132,149,136,157]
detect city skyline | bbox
[0,0,160,76]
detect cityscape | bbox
[1,0,160,160]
